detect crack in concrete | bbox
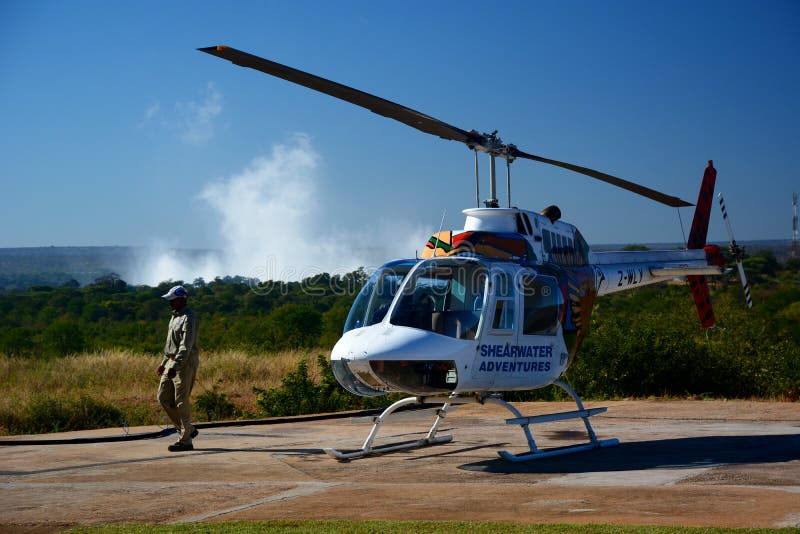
[171,482,341,523]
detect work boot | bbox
[168,441,194,452]
[175,426,198,439]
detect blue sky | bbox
[1,1,798,281]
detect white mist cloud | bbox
[138,102,160,128]
[129,135,427,285]
[138,83,222,144]
[125,242,224,287]
[176,82,222,145]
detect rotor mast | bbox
[469,130,516,209]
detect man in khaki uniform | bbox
[157,285,200,452]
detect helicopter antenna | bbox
[793,192,799,258]
[432,209,447,257]
[199,45,694,208]
[676,208,688,247]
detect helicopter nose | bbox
[347,325,473,395]
[329,358,387,397]
[330,328,388,396]
[331,324,477,395]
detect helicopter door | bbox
[519,273,568,379]
[471,268,518,387]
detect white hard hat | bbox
[162,285,189,301]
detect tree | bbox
[320,301,352,347]
[0,328,34,356]
[42,319,86,356]
[265,304,322,349]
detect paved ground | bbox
[1,400,799,531]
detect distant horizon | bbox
[2,2,798,264]
[0,236,794,252]
[1,237,794,291]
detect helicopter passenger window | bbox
[491,272,515,330]
[522,213,534,235]
[515,213,528,234]
[390,261,487,340]
[542,230,552,255]
[522,275,562,336]
[555,234,563,258]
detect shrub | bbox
[195,381,238,421]
[254,355,397,417]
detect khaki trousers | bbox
[158,354,199,445]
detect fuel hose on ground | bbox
[0,404,444,446]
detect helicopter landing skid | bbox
[494,380,619,462]
[324,396,453,461]
[324,381,618,462]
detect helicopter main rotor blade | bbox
[199,45,693,208]
[509,147,693,208]
[198,45,479,145]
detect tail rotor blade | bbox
[718,192,754,308]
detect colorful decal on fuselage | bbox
[563,267,597,363]
[423,231,533,261]
[536,263,596,366]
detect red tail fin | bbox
[687,161,717,249]
[687,161,718,328]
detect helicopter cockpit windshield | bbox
[390,259,487,340]
[343,259,416,333]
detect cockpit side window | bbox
[522,275,562,336]
[390,261,487,340]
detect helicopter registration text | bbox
[594,264,655,296]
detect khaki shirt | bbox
[162,306,199,370]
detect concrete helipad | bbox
[1,400,799,531]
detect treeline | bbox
[0,271,368,357]
[0,253,798,401]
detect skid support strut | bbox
[324,396,453,461]
[496,380,619,462]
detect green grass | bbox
[62,521,800,533]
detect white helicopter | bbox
[200,46,748,462]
